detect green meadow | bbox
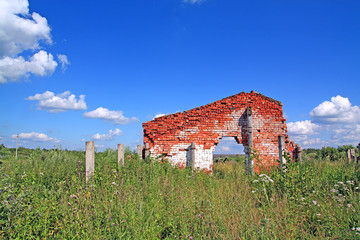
[0,146,359,239]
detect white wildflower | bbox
[346,181,354,185]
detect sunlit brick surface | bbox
[143,91,295,172]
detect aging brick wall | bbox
[143,91,295,172]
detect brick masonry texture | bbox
[143,91,295,172]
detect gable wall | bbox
[143,91,295,172]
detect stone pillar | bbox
[137,145,142,159]
[295,144,303,164]
[278,136,286,169]
[144,143,150,159]
[85,141,95,183]
[118,143,124,166]
[245,106,254,175]
[190,142,196,170]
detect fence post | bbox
[245,106,254,175]
[295,144,303,164]
[278,136,286,169]
[350,149,356,162]
[118,143,124,166]
[144,143,150,160]
[190,142,196,170]
[137,145,142,159]
[86,141,95,183]
[347,149,352,162]
[357,144,360,164]
[15,134,18,160]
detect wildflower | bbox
[317,213,321,216]
[68,202,72,206]
[313,200,317,205]
[253,180,259,183]
[198,214,202,218]
[330,189,337,193]
[39,172,44,176]
[337,182,344,185]
[355,187,359,190]
[70,194,77,199]
[258,174,274,183]
[78,161,81,163]
[111,182,118,186]
[346,181,355,185]
[347,204,351,208]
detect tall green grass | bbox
[0,147,359,239]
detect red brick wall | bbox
[143,91,295,172]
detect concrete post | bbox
[350,149,356,162]
[190,142,196,170]
[137,145,142,159]
[295,144,303,164]
[118,143,124,166]
[278,136,286,169]
[144,142,150,160]
[15,134,18,160]
[85,141,95,183]
[245,106,254,175]
[347,149,353,162]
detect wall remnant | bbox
[143,91,295,172]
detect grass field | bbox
[0,146,360,239]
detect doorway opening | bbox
[213,137,244,163]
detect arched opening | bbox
[213,137,245,163]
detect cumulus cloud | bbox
[287,120,320,135]
[221,146,230,152]
[11,132,60,143]
[0,0,65,83]
[288,95,360,148]
[0,50,57,83]
[310,95,360,124]
[92,128,123,141]
[0,0,52,57]
[26,90,87,113]
[83,107,138,125]
[57,54,70,71]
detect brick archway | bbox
[143,91,295,172]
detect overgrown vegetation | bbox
[0,145,360,239]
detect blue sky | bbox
[1,0,360,153]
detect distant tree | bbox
[319,147,339,161]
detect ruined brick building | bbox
[143,91,295,172]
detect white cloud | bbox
[92,128,123,141]
[154,113,166,119]
[0,0,52,57]
[83,107,138,125]
[183,0,205,4]
[221,146,230,152]
[26,90,87,113]
[11,132,60,143]
[0,0,65,83]
[57,54,70,71]
[288,95,360,148]
[287,120,320,135]
[0,50,57,83]
[310,95,360,124]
